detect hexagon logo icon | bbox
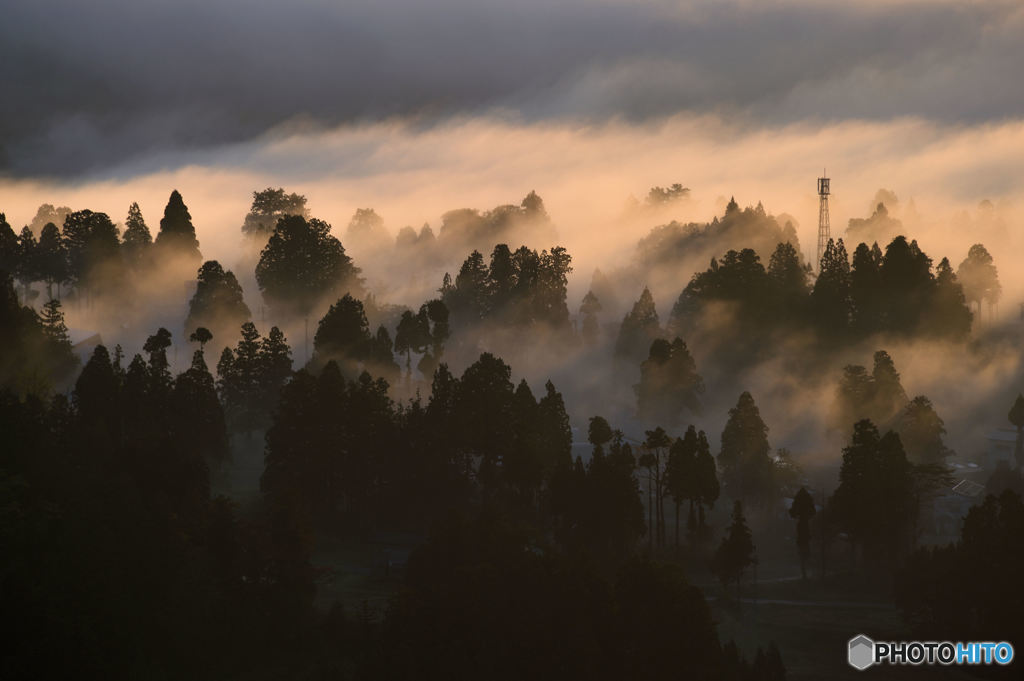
[848,635,875,670]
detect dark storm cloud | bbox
[1,0,1021,177]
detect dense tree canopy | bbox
[256,215,362,318]
[241,187,308,239]
[185,260,251,341]
[636,337,704,426]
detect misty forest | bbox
[2,178,1022,681]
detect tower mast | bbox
[816,173,831,271]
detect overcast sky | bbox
[2,0,1023,178]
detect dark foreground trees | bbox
[712,501,756,596]
[789,487,816,580]
[830,420,914,566]
[384,513,771,681]
[898,491,1024,649]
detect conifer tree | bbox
[38,298,79,383]
[185,260,251,339]
[719,392,775,505]
[636,337,704,426]
[789,487,816,580]
[809,238,851,336]
[615,287,662,361]
[579,290,602,344]
[173,349,229,462]
[121,202,153,266]
[1009,394,1024,468]
[36,222,68,299]
[15,226,41,299]
[712,501,756,596]
[154,190,202,263]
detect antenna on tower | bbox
[816,172,831,271]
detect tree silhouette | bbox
[766,241,809,322]
[636,337,704,426]
[1009,394,1024,468]
[898,490,1024,648]
[38,298,79,384]
[345,207,388,248]
[831,420,913,566]
[217,322,263,433]
[789,487,816,580]
[615,287,661,361]
[15,226,41,301]
[36,222,68,299]
[879,236,933,335]
[256,215,361,318]
[172,349,229,463]
[121,202,152,267]
[395,308,431,380]
[809,237,851,336]
[0,214,18,275]
[551,423,644,562]
[185,260,251,340]
[258,326,293,408]
[957,243,1001,320]
[693,429,720,538]
[665,427,699,546]
[312,294,375,374]
[896,395,951,464]
[719,392,775,505]
[870,350,907,424]
[850,241,883,335]
[154,190,202,264]
[924,257,972,340]
[640,427,672,548]
[189,326,213,349]
[241,187,308,239]
[712,501,756,597]
[143,327,173,393]
[579,290,602,344]
[61,209,122,296]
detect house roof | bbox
[951,479,986,498]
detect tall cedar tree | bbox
[615,287,661,361]
[665,427,699,547]
[217,322,292,433]
[636,337,704,426]
[185,260,252,340]
[831,420,914,565]
[154,190,202,264]
[579,290,602,344]
[1008,394,1024,468]
[719,392,775,505]
[639,427,672,548]
[36,222,68,299]
[311,294,398,383]
[121,202,152,267]
[809,237,851,336]
[789,487,816,580]
[712,501,756,596]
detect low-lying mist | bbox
[3,113,1023,482]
